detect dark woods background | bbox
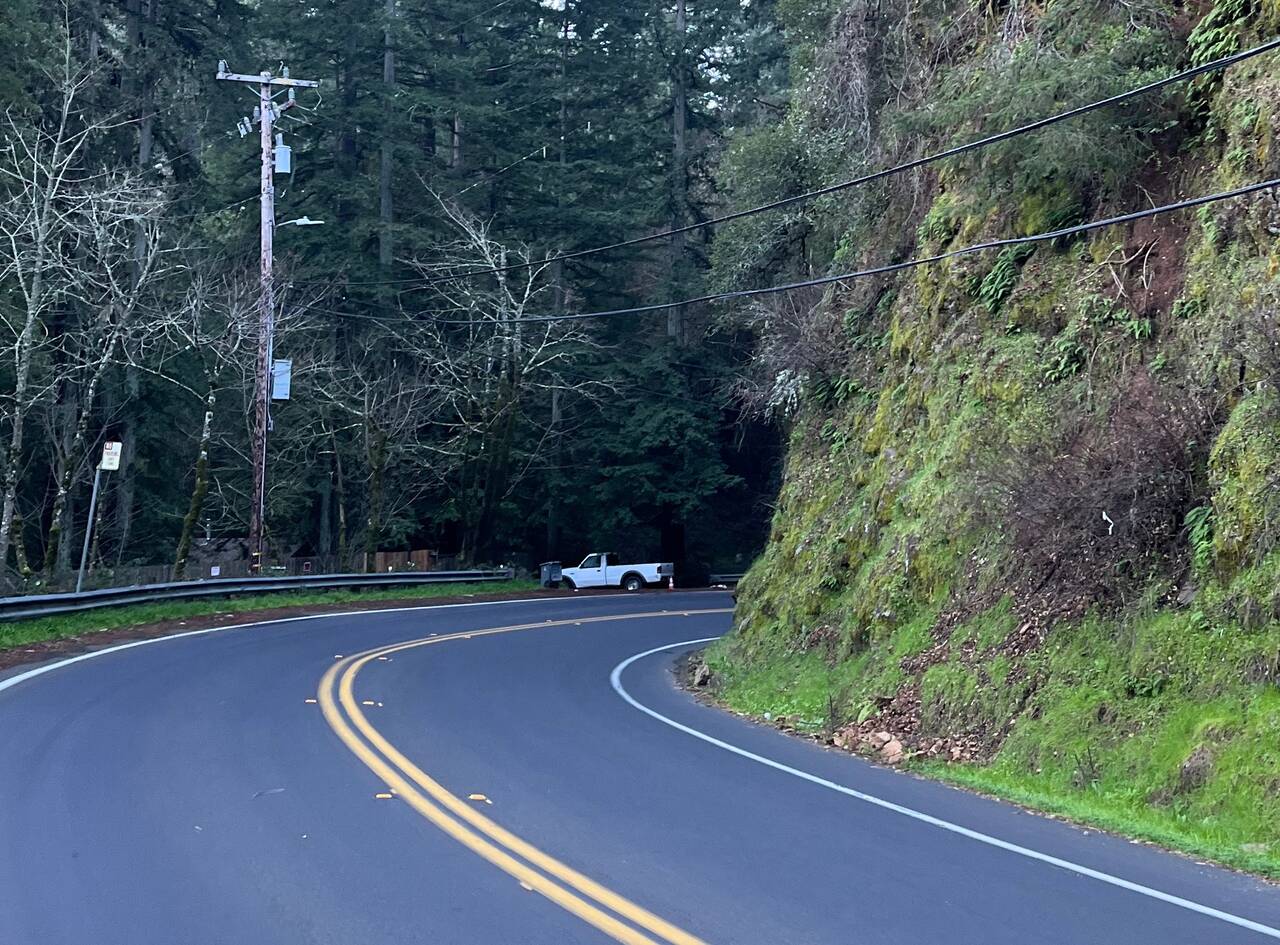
[0,0,794,585]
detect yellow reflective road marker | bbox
[319,608,730,945]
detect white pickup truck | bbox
[560,553,674,591]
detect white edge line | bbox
[610,637,1280,941]
[0,592,653,698]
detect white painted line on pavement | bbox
[0,593,649,697]
[610,637,1280,941]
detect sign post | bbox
[76,442,122,594]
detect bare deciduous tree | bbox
[403,198,605,563]
[0,28,166,584]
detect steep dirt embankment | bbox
[711,1,1280,874]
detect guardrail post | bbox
[75,467,105,595]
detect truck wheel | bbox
[621,573,644,592]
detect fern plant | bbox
[976,245,1036,313]
[1184,504,1216,573]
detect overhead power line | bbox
[430,177,1280,325]
[453,0,517,28]
[296,35,1280,290]
[450,145,548,198]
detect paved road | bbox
[0,592,1276,944]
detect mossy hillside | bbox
[715,4,1280,874]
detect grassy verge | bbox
[0,580,540,654]
[705,644,1280,880]
[917,760,1280,880]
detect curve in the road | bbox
[4,593,1278,945]
[319,609,731,945]
[0,596,599,698]
[610,637,1280,943]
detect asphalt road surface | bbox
[1,592,1277,944]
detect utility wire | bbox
[294,35,1280,290]
[163,193,259,223]
[430,177,1280,325]
[453,0,517,28]
[450,145,548,198]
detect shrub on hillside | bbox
[973,370,1213,618]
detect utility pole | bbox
[216,63,318,572]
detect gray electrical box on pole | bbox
[271,359,293,400]
[274,134,292,174]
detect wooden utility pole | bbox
[216,64,318,572]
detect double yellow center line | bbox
[317,608,731,945]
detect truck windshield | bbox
[580,555,601,569]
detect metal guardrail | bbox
[708,572,746,585]
[0,569,515,622]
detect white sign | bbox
[271,359,292,400]
[210,565,221,577]
[100,441,123,471]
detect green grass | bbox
[704,649,844,731]
[0,580,540,653]
[708,598,1280,879]
[918,758,1280,879]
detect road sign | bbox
[100,442,123,471]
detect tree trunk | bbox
[458,438,478,565]
[543,7,570,561]
[336,37,360,225]
[668,0,689,345]
[363,425,387,572]
[472,399,517,564]
[87,0,102,60]
[173,396,214,580]
[332,434,348,568]
[112,2,151,565]
[545,385,562,559]
[552,2,569,313]
[56,481,75,574]
[451,114,463,169]
[112,367,140,564]
[419,113,435,161]
[379,0,396,269]
[10,512,31,583]
[318,467,332,555]
[43,396,76,575]
[0,284,45,582]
